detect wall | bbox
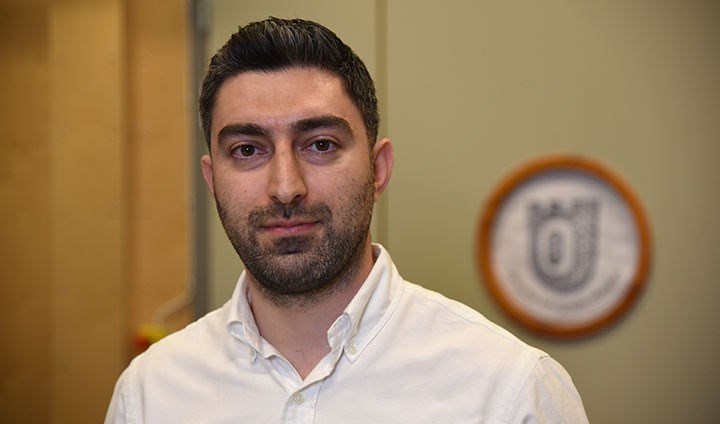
[202,1,720,422]
[0,1,191,422]
[0,3,52,423]
[385,1,720,423]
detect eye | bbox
[307,139,337,153]
[232,144,259,158]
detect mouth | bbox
[260,219,320,236]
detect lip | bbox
[260,219,320,236]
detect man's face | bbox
[202,67,387,305]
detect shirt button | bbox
[348,344,358,355]
[293,392,304,404]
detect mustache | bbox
[248,202,332,226]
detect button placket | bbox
[292,392,304,404]
[282,381,324,423]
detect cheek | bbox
[213,176,256,212]
[313,167,372,205]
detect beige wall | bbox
[0,3,52,423]
[385,1,719,423]
[0,1,191,422]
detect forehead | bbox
[211,67,365,139]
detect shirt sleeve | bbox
[104,367,135,424]
[507,356,589,423]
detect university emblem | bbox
[477,156,651,338]
[529,200,599,294]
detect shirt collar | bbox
[225,244,403,361]
[226,274,262,353]
[336,244,402,360]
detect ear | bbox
[371,138,394,201]
[200,155,216,198]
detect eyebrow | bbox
[291,115,353,136]
[216,123,269,144]
[216,115,353,145]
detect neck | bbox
[248,241,375,379]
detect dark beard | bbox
[215,177,375,307]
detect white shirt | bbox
[106,245,588,423]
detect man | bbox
[106,17,588,423]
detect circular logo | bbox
[477,156,652,338]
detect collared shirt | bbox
[105,245,588,423]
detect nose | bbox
[268,146,308,205]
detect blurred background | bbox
[1,0,718,422]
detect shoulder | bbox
[508,355,589,423]
[385,280,550,384]
[120,302,235,386]
[398,281,539,354]
[388,280,587,422]
[146,302,228,356]
[105,303,239,423]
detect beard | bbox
[215,174,375,307]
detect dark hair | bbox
[199,17,379,149]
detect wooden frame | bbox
[477,155,652,338]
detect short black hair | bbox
[199,17,379,149]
